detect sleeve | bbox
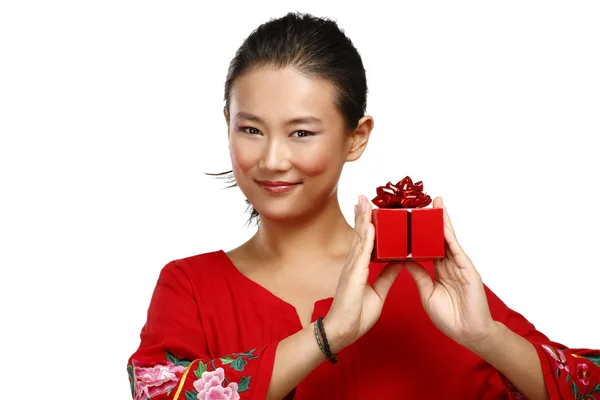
[127,261,280,400]
[474,284,600,399]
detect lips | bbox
[256,180,301,194]
[257,180,300,187]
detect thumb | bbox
[404,260,434,300]
[372,262,403,301]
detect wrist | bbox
[321,317,348,355]
[465,321,504,356]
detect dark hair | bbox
[209,11,368,225]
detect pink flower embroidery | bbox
[542,344,570,373]
[577,363,590,386]
[131,359,186,400]
[193,367,240,400]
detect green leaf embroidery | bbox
[220,356,234,365]
[571,381,578,398]
[128,364,135,397]
[593,383,600,394]
[166,351,178,364]
[566,373,570,384]
[194,362,207,379]
[238,376,251,392]
[166,350,191,368]
[231,357,248,371]
[184,390,198,400]
[233,349,257,358]
[557,367,561,378]
[582,355,600,367]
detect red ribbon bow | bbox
[372,176,432,208]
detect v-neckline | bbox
[218,249,334,330]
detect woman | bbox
[128,12,599,400]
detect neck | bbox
[249,191,354,264]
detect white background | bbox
[1,1,599,398]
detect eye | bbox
[291,130,314,138]
[239,127,261,135]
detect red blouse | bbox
[128,250,600,399]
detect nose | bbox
[258,136,292,172]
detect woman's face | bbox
[226,67,371,222]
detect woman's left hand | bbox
[402,196,497,350]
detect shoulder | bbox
[163,249,228,275]
[156,249,230,291]
[171,249,227,268]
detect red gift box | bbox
[370,177,445,261]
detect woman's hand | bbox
[324,195,403,354]
[403,196,497,350]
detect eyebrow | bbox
[234,111,323,126]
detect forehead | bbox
[229,67,342,124]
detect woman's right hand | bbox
[324,195,403,354]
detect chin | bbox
[253,203,307,222]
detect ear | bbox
[345,115,374,162]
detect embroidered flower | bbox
[542,344,570,373]
[131,359,186,400]
[193,367,240,400]
[577,363,590,386]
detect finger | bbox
[344,197,371,272]
[342,221,374,288]
[353,195,372,251]
[360,195,373,235]
[442,227,476,277]
[434,196,457,239]
[339,203,361,278]
[444,225,465,257]
[361,198,375,249]
[353,195,366,238]
[372,262,403,301]
[344,196,375,276]
[353,217,375,272]
[346,204,364,264]
[404,260,435,300]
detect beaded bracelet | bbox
[315,316,338,364]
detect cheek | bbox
[294,145,341,177]
[229,138,257,173]
[295,133,347,177]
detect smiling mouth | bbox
[255,180,301,194]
